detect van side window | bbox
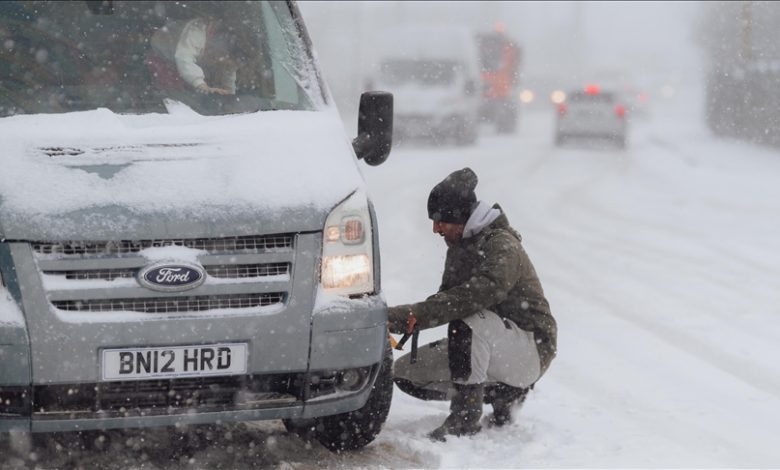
[259,1,319,109]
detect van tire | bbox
[284,343,394,452]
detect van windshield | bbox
[380,59,459,87]
[0,1,323,117]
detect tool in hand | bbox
[394,312,419,364]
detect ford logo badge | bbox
[137,261,206,292]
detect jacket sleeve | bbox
[174,20,208,90]
[395,232,523,330]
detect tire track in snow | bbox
[545,361,776,466]
[558,189,779,278]
[536,243,780,400]
[527,152,780,348]
[531,221,780,352]
[540,129,778,279]
[523,133,780,342]
[536,207,772,308]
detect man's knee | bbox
[448,320,473,382]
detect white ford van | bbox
[0,0,393,453]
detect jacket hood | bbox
[488,204,519,238]
[462,201,501,239]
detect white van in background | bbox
[367,25,481,146]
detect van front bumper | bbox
[4,359,380,433]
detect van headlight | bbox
[321,190,374,296]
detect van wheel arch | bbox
[283,342,394,452]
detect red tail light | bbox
[585,84,600,95]
[615,104,626,118]
[557,103,567,115]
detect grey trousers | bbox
[393,310,541,399]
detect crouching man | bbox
[387,167,557,441]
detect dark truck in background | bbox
[700,2,780,146]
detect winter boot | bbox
[484,383,531,427]
[428,383,484,442]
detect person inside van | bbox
[148,17,241,96]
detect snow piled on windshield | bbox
[0,106,359,227]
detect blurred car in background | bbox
[554,85,628,148]
[367,25,481,146]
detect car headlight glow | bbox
[551,90,566,104]
[321,191,374,296]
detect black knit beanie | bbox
[427,167,478,224]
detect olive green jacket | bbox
[388,205,557,374]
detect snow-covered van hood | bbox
[0,106,363,240]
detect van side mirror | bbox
[353,91,393,166]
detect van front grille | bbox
[206,263,290,279]
[32,233,300,315]
[101,377,239,409]
[44,263,291,281]
[48,268,138,281]
[33,374,303,415]
[32,234,294,256]
[51,293,285,313]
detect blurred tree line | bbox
[698,1,780,146]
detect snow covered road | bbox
[3,88,779,469]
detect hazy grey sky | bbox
[300,1,705,105]
[502,2,702,84]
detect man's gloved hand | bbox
[387,305,416,335]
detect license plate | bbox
[101,343,247,381]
